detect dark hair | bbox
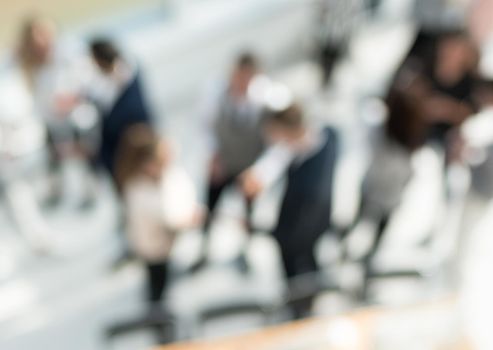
[115,124,160,191]
[90,38,120,68]
[438,28,468,41]
[236,51,258,70]
[384,87,426,151]
[265,103,305,130]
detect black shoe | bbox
[188,256,208,274]
[289,298,313,320]
[232,253,250,275]
[43,192,62,209]
[111,252,136,271]
[78,195,96,211]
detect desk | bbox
[157,298,472,350]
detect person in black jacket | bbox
[90,38,153,188]
[90,38,154,267]
[241,102,339,317]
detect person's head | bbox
[384,84,428,151]
[116,124,171,189]
[18,16,56,67]
[229,52,259,97]
[263,103,307,144]
[90,38,120,74]
[436,29,479,79]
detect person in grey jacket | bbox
[190,52,266,273]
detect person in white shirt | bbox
[0,45,53,252]
[116,124,201,305]
[16,16,99,207]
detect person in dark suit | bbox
[90,38,154,267]
[89,38,153,187]
[241,102,339,317]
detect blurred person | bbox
[89,38,155,267]
[89,38,153,190]
[241,101,339,318]
[339,77,431,298]
[0,35,55,252]
[409,0,473,78]
[190,52,266,273]
[398,30,490,173]
[418,30,492,169]
[116,124,201,307]
[17,16,98,207]
[314,0,364,85]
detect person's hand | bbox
[171,205,207,232]
[54,94,80,117]
[191,205,206,227]
[239,169,263,200]
[447,129,466,163]
[209,154,224,184]
[424,95,456,121]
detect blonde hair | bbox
[17,15,56,87]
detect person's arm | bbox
[161,166,203,231]
[424,93,474,125]
[197,81,230,184]
[52,40,96,117]
[240,144,294,199]
[472,79,493,109]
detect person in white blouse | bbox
[116,124,201,305]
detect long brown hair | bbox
[384,86,427,152]
[115,124,161,192]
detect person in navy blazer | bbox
[241,102,339,318]
[90,38,153,188]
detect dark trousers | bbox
[338,195,391,299]
[367,0,381,14]
[273,196,332,279]
[145,261,169,303]
[319,43,343,86]
[204,175,254,235]
[278,242,319,280]
[273,197,332,319]
[340,194,391,261]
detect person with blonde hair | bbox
[16,15,98,207]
